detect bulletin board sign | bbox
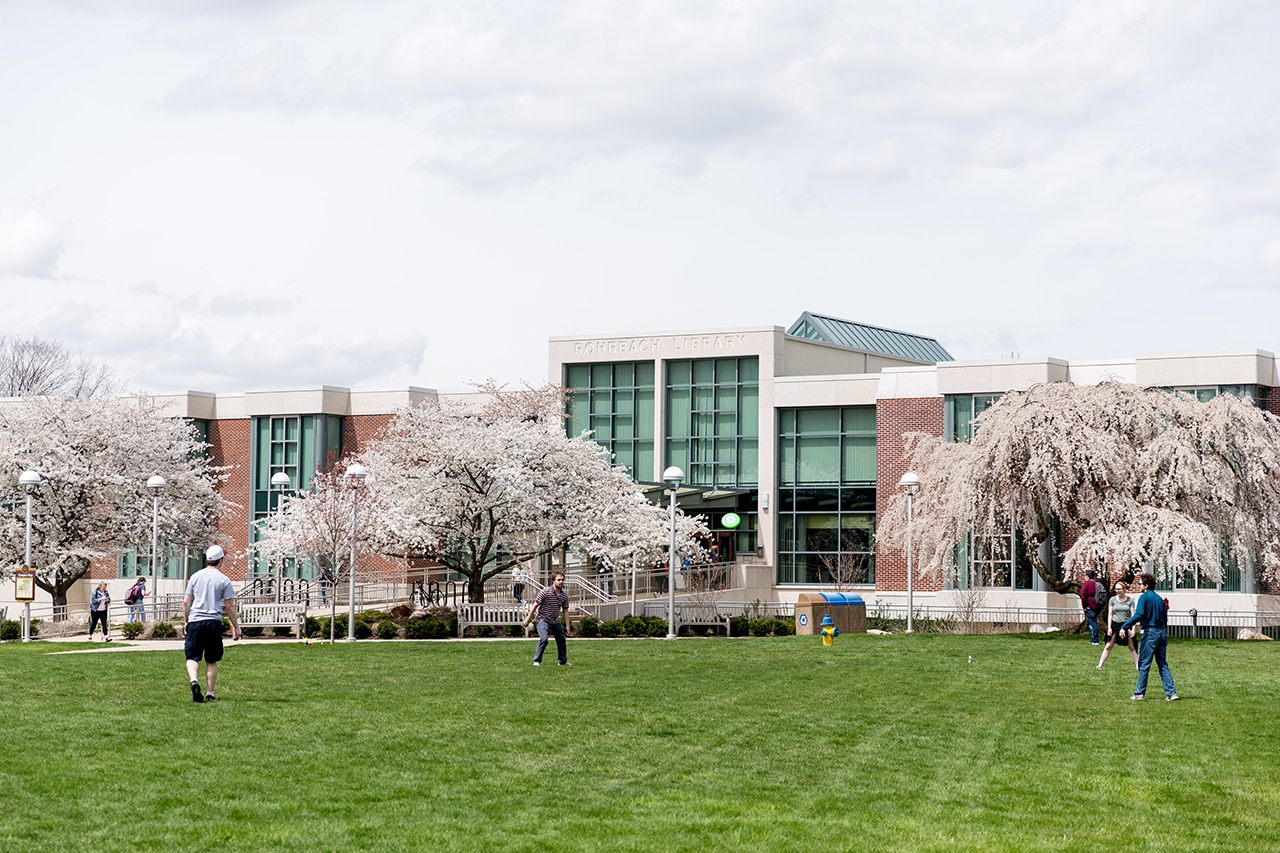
[15,568,36,602]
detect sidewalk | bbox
[38,635,300,654]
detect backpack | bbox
[125,585,140,605]
[1092,580,1108,611]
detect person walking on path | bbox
[1121,573,1177,701]
[89,582,112,641]
[125,576,148,624]
[1097,580,1139,670]
[522,571,570,666]
[511,565,527,604]
[1080,568,1104,645]
[182,545,242,703]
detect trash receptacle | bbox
[794,592,866,636]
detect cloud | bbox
[816,142,908,183]
[206,290,295,315]
[30,292,429,391]
[0,200,70,278]
[141,0,1259,194]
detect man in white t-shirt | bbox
[182,545,242,703]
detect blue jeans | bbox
[129,604,146,624]
[1084,608,1100,643]
[535,620,568,665]
[1134,627,1176,697]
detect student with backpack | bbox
[1080,568,1106,645]
[1121,572,1178,701]
[125,576,148,624]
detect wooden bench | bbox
[456,603,532,638]
[237,602,307,634]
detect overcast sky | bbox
[3,0,1280,393]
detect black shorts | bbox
[1110,622,1134,640]
[185,619,226,663]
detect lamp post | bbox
[270,471,291,605]
[345,463,367,643]
[19,470,41,643]
[663,466,684,640]
[147,475,166,622]
[898,471,921,633]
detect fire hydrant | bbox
[820,614,839,646]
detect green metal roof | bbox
[786,311,953,363]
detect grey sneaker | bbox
[532,661,540,666]
[205,693,217,701]
[1130,693,1145,700]
[559,662,572,666]
[1165,693,1179,701]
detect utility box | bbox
[794,592,867,636]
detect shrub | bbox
[748,618,773,637]
[405,617,450,640]
[474,625,494,638]
[771,617,796,636]
[506,624,524,638]
[1,620,20,641]
[729,616,749,637]
[599,619,623,638]
[304,616,321,638]
[121,622,144,640]
[271,625,294,638]
[620,615,648,637]
[221,617,231,635]
[376,620,399,639]
[153,621,177,639]
[643,615,668,637]
[242,626,265,637]
[578,616,599,638]
[354,620,373,640]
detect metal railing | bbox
[865,603,1280,638]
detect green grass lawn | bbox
[1,632,1278,852]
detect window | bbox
[666,357,759,488]
[945,394,1002,443]
[565,361,655,480]
[250,414,343,579]
[1162,385,1268,409]
[776,407,876,585]
[117,543,201,580]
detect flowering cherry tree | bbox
[0,395,225,611]
[361,383,701,603]
[877,383,1280,594]
[259,460,387,640]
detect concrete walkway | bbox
[38,635,300,654]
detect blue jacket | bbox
[1121,590,1167,631]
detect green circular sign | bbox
[722,512,742,529]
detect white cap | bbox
[206,544,226,562]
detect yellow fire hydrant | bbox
[820,615,839,646]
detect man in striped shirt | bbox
[522,571,571,666]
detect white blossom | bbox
[878,383,1280,591]
[0,394,226,608]
[358,382,706,602]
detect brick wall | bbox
[875,397,945,594]
[210,418,253,581]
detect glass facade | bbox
[1163,385,1266,407]
[250,414,343,579]
[118,544,201,580]
[665,357,759,487]
[946,393,1002,443]
[776,407,876,585]
[565,362,656,480]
